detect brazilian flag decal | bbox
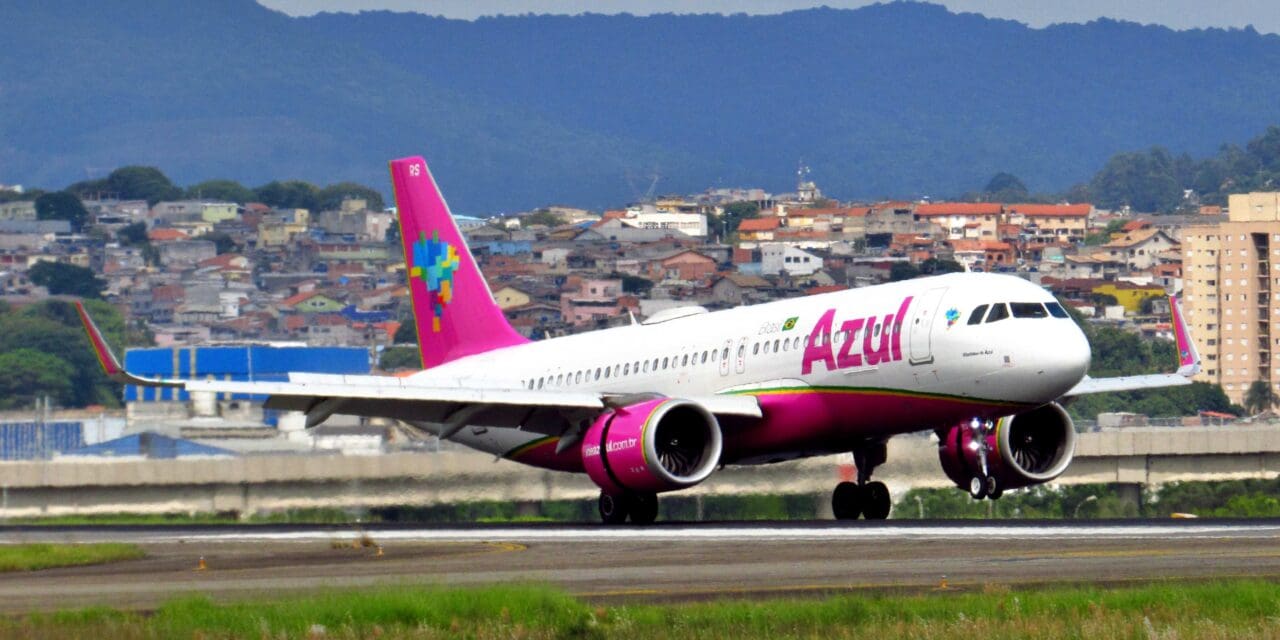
[782,316,798,331]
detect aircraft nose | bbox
[1045,321,1092,393]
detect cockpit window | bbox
[967,304,989,325]
[1045,302,1070,318]
[985,303,1009,323]
[1010,302,1049,319]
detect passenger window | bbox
[537,378,544,389]
[986,303,1009,323]
[1010,302,1048,319]
[753,343,760,355]
[624,364,630,375]
[682,354,689,366]
[722,347,730,361]
[1045,302,1069,318]
[595,368,601,380]
[968,304,989,325]
[773,339,780,352]
[662,357,669,369]
[702,351,708,363]
[737,345,745,358]
[603,367,610,379]
[575,371,582,384]
[643,361,649,373]
[556,374,564,385]
[874,322,880,337]
[782,339,789,352]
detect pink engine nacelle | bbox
[938,402,1077,493]
[581,398,723,494]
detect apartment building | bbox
[1182,192,1280,404]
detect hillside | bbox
[2,1,1280,211]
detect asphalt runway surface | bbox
[3,519,1280,612]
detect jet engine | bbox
[581,398,723,494]
[937,402,1076,497]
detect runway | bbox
[3,520,1280,612]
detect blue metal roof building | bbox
[124,346,370,403]
[65,432,235,459]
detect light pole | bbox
[1073,494,1098,519]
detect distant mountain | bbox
[3,1,1280,212]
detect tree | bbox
[317,182,385,211]
[197,231,237,254]
[0,300,139,408]
[255,180,321,211]
[186,179,256,204]
[720,200,761,239]
[1244,380,1278,415]
[620,274,654,295]
[888,262,920,282]
[106,166,183,204]
[0,349,76,410]
[379,346,421,371]
[919,257,963,275]
[34,191,89,230]
[1088,148,1185,213]
[521,209,565,227]
[27,261,105,299]
[982,172,1029,202]
[116,222,148,246]
[393,319,417,344]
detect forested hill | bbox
[3,1,1280,212]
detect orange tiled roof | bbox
[915,202,1002,216]
[147,228,189,242]
[737,217,781,232]
[1008,203,1091,217]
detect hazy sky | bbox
[258,1,1280,34]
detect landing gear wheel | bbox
[968,476,988,500]
[832,481,864,520]
[985,476,1000,500]
[630,493,659,525]
[862,481,892,520]
[598,492,630,525]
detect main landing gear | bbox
[598,491,659,525]
[832,442,891,520]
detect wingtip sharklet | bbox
[1169,295,1201,377]
[75,300,183,388]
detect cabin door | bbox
[908,287,948,365]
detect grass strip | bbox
[0,543,145,572]
[5,579,1280,638]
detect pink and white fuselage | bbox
[413,271,1091,470]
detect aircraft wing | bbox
[77,302,760,436]
[1062,295,1202,397]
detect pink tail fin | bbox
[389,156,527,368]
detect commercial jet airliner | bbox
[78,156,1202,524]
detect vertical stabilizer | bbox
[389,156,528,368]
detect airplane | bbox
[77,155,1202,524]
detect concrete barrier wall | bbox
[2,426,1278,516]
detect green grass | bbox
[5,580,1280,639]
[0,543,144,572]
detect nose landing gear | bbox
[966,418,1003,501]
[832,442,892,520]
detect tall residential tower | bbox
[1182,192,1280,404]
